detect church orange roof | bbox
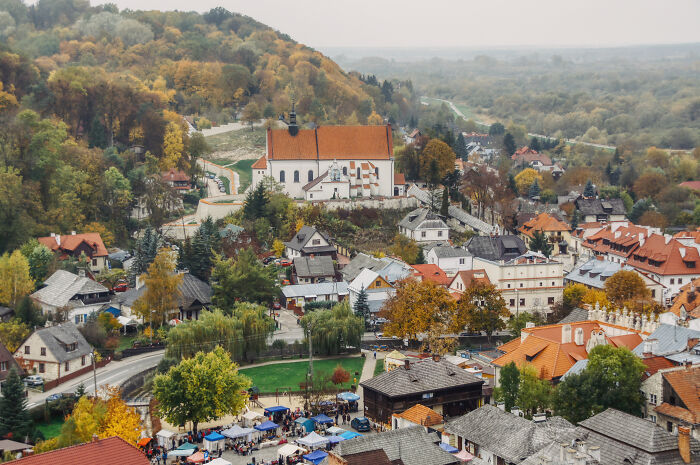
[267,125,393,160]
[251,156,267,169]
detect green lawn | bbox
[373,358,385,377]
[115,336,136,353]
[231,159,255,192]
[36,417,63,439]
[239,357,365,393]
[205,126,266,152]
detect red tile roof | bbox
[393,403,443,426]
[627,234,700,276]
[161,168,189,182]
[10,436,149,465]
[512,147,552,166]
[657,366,700,424]
[519,213,571,238]
[582,223,652,259]
[38,233,108,258]
[680,181,700,191]
[674,229,700,244]
[411,264,451,286]
[641,356,675,380]
[449,269,491,294]
[251,156,267,169]
[669,278,700,319]
[267,125,393,160]
[394,173,406,185]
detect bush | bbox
[303,301,334,312]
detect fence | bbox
[120,344,165,359]
[43,357,111,391]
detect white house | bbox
[348,268,395,315]
[14,323,93,384]
[474,252,564,315]
[30,270,111,325]
[250,111,395,200]
[281,282,349,312]
[426,246,473,275]
[283,226,336,259]
[398,208,449,242]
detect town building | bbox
[570,222,606,256]
[30,270,111,325]
[348,268,394,315]
[411,264,451,287]
[392,404,444,431]
[407,185,495,235]
[655,366,700,439]
[38,232,109,272]
[281,282,348,314]
[473,251,564,315]
[398,208,450,242]
[14,323,93,385]
[9,436,150,465]
[465,235,527,263]
[293,255,336,284]
[447,270,491,298]
[283,226,337,260]
[251,116,396,200]
[0,341,22,387]
[511,147,563,175]
[640,362,686,426]
[518,213,572,255]
[580,222,659,264]
[574,197,627,223]
[161,168,191,191]
[361,356,484,425]
[425,246,472,275]
[667,278,700,325]
[340,253,411,283]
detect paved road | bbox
[271,309,305,343]
[27,351,164,409]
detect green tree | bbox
[507,312,539,338]
[75,382,86,398]
[503,133,516,155]
[132,250,183,326]
[211,249,278,307]
[353,287,371,327]
[454,284,510,343]
[528,178,541,199]
[0,367,33,440]
[415,247,425,265]
[243,182,269,221]
[153,346,251,438]
[25,243,53,283]
[489,123,505,136]
[131,228,162,276]
[529,230,553,258]
[586,345,646,416]
[552,371,598,424]
[14,296,46,328]
[440,187,449,216]
[455,133,467,159]
[178,217,219,281]
[516,364,551,418]
[583,180,596,198]
[301,301,364,356]
[498,362,519,412]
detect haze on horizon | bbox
[85,0,700,50]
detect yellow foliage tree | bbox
[419,139,456,183]
[160,121,184,170]
[83,222,115,247]
[582,289,610,309]
[133,250,183,326]
[514,168,544,196]
[0,250,35,306]
[0,81,18,112]
[99,387,143,444]
[272,239,285,257]
[367,111,384,125]
[389,233,420,264]
[295,219,304,233]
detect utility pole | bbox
[91,351,98,397]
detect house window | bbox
[64,361,70,372]
[552,281,555,286]
[309,194,313,199]
[92,258,97,266]
[539,282,543,287]
[24,346,30,355]
[519,283,523,288]
[293,170,300,183]
[651,289,656,298]
[0,361,6,371]
[520,298,525,306]
[342,167,347,176]
[375,281,381,287]
[667,421,673,432]
[279,171,286,183]
[510,299,515,307]
[312,239,320,245]
[459,258,465,265]
[357,168,361,179]
[39,363,45,373]
[650,415,657,423]
[41,347,46,356]
[507,284,511,288]
[650,394,657,405]
[375,167,379,177]
[548,297,555,305]
[81,355,86,366]
[308,170,314,182]
[438,231,443,237]
[670,278,675,285]
[421,231,426,238]
[679,278,683,284]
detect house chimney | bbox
[50,232,55,237]
[559,444,568,462]
[91,433,99,443]
[678,426,691,464]
[562,324,572,344]
[567,448,576,463]
[588,446,600,462]
[574,327,584,346]
[532,413,547,423]
[642,341,652,356]
[78,269,86,278]
[496,402,505,411]
[55,234,61,246]
[432,353,441,362]
[526,322,536,329]
[511,407,522,417]
[404,359,410,370]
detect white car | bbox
[24,375,44,386]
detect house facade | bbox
[575,197,627,223]
[398,208,450,242]
[293,255,336,284]
[281,282,349,314]
[30,270,111,325]
[38,232,109,272]
[284,226,337,259]
[518,213,572,255]
[250,117,395,200]
[426,246,473,275]
[448,270,491,297]
[348,268,395,315]
[0,341,22,387]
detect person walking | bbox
[373,351,376,359]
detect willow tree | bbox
[301,301,364,356]
[232,302,276,360]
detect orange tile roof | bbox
[656,402,698,424]
[393,403,443,427]
[10,436,149,465]
[251,156,267,169]
[38,232,108,258]
[608,333,643,349]
[511,147,552,166]
[411,264,451,286]
[674,230,700,244]
[267,125,392,160]
[627,234,700,276]
[571,222,604,239]
[659,366,700,424]
[641,356,675,380]
[492,321,643,380]
[582,223,653,258]
[680,181,700,191]
[669,278,700,318]
[394,173,406,185]
[161,167,189,182]
[449,269,491,293]
[519,213,570,238]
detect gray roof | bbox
[398,208,448,231]
[33,323,93,363]
[340,253,385,282]
[520,440,600,465]
[430,246,471,259]
[281,282,348,298]
[565,258,621,289]
[284,226,331,252]
[406,185,494,234]
[558,307,590,324]
[632,324,700,357]
[466,235,527,262]
[293,255,335,278]
[336,426,458,465]
[376,258,413,283]
[445,404,576,464]
[361,358,483,398]
[561,359,588,380]
[219,224,244,238]
[575,198,626,216]
[117,273,211,309]
[31,270,109,308]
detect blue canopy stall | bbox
[264,406,289,415]
[254,421,279,432]
[295,417,315,433]
[311,413,334,425]
[302,449,328,465]
[337,392,360,402]
[440,443,459,453]
[327,435,346,444]
[203,432,226,453]
[339,431,362,440]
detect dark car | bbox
[272,302,281,310]
[351,417,371,432]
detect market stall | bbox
[264,405,290,423]
[169,449,196,457]
[295,417,315,434]
[207,459,232,465]
[297,432,329,449]
[156,429,177,449]
[137,437,152,448]
[310,414,334,425]
[278,443,305,458]
[336,392,360,412]
[302,449,328,465]
[326,426,345,435]
[241,410,264,427]
[221,425,255,442]
[326,435,346,445]
[440,443,459,453]
[254,420,279,432]
[186,451,205,463]
[203,432,226,453]
[339,431,362,440]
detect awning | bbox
[207,459,232,465]
[187,451,205,463]
[242,411,264,421]
[278,443,304,457]
[264,406,290,415]
[255,421,279,432]
[454,449,476,462]
[157,430,177,439]
[440,443,458,453]
[169,449,196,457]
[297,432,329,448]
[311,413,334,424]
[326,426,345,435]
[327,435,346,444]
[137,437,152,447]
[337,392,360,402]
[339,431,362,440]
[221,425,255,439]
[117,316,138,326]
[177,442,197,450]
[302,449,328,465]
[204,432,225,442]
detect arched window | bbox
[280,170,286,183]
[342,167,347,176]
[293,170,299,183]
[356,168,361,179]
[375,167,379,177]
[308,170,314,182]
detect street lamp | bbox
[89,351,98,397]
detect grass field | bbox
[116,336,136,353]
[205,126,266,153]
[239,357,365,393]
[373,359,385,377]
[231,159,255,192]
[36,417,63,439]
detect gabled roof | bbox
[0,341,22,381]
[658,366,700,425]
[161,167,189,182]
[641,356,675,380]
[411,264,450,286]
[361,358,483,397]
[466,235,528,262]
[393,404,443,427]
[626,234,700,276]
[512,147,552,166]
[398,208,448,231]
[519,213,571,238]
[302,171,328,191]
[267,125,393,160]
[406,186,494,234]
[38,233,108,258]
[565,257,621,289]
[8,436,149,465]
[680,181,700,191]
[429,246,470,259]
[632,324,700,357]
[343,449,398,465]
[340,253,385,282]
[293,255,335,278]
[336,426,457,465]
[394,173,406,185]
[349,268,390,293]
[284,226,332,252]
[281,282,348,298]
[448,269,491,291]
[31,270,109,308]
[251,156,267,169]
[582,222,653,258]
[670,277,700,319]
[116,273,211,309]
[27,323,93,363]
[575,198,626,216]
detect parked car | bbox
[279,259,292,267]
[281,279,291,286]
[24,375,43,386]
[273,302,281,310]
[46,393,62,402]
[263,256,277,265]
[112,283,129,292]
[351,417,371,432]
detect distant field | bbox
[239,357,365,393]
[205,126,266,155]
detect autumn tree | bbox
[632,172,668,199]
[132,249,183,326]
[0,320,31,353]
[0,250,34,307]
[161,121,184,170]
[420,139,456,183]
[514,168,543,196]
[242,101,261,130]
[272,239,285,257]
[461,167,501,220]
[389,234,420,264]
[604,270,651,311]
[331,364,350,385]
[153,346,251,438]
[454,284,510,343]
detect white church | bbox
[251,109,400,200]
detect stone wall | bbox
[306,196,419,211]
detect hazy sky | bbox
[93,0,700,49]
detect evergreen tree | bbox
[0,367,33,440]
[87,116,107,149]
[455,132,467,159]
[14,296,45,328]
[178,217,219,281]
[528,179,541,199]
[440,188,450,216]
[571,209,580,229]
[489,122,505,136]
[529,137,540,152]
[415,247,425,265]
[75,382,86,398]
[529,230,553,258]
[353,287,370,327]
[583,180,596,198]
[132,228,162,276]
[243,182,268,220]
[503,133,516,155]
